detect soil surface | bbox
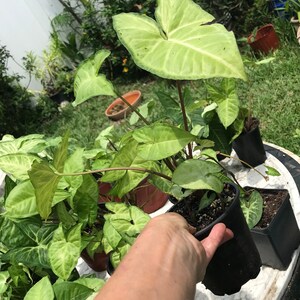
[244,116,259,133]
[171,184,236,231]
[110,103,126,115]
[253,189,289,228]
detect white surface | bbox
[77,148,300,300]
[0,0,63,90]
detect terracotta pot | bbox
[169,184,261,296]
[98,180,168,214]
[247,24,280,54]
[249,187,300,270]
[81,249,108,272]
[105,90,142,121]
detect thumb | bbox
[201,223,234,262]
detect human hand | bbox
[145,213,233,282]
[96,212,233,300]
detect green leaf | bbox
[28,161,60,220]
[53,282,94,300]
[24,277,54,300]
[0,138,21,156]
[73,50,116,106]
[103,220,123,250]
[101,140,157,198]
[74,278,105,292]
[2,245,50,269]
[133,123,196,160]
[129,100,154,125]
[105,202,131,221]
[265,165,281,176]
[0,271,9,294]
[207,115,233,155]
[5,180,70,218]
[74,174,98,227]
[198,191,216,211]
[155,91,183,125]
[110,242,131,269]
[129,206,151,232]
[240,190,263,229]
[172,159,223,192]
[113,0,246,80]
[53,131,69,173]
[0,215,35,249]
[207,79,240,128]
[0,154,41,181]
[48,224,81,280]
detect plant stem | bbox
[56,166,172,181]
[218,152,269,181]
[108,138,118,151]
[57,0,82,25]
[176,81,193,159]
[115,91,150,125]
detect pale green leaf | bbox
[172,159,223,192]
[110,242,131,269]
[49,226,81,280]
[207,79,240,128]
[240,190,263,229]
[73,50,116,106]
[113,0,246,80]
[133,123,196,160]
[5,180,70,218]
[0,271,9,294]
[24,276,54,300]
[63,148,84,190]
[129,206,151,232]
[265,165,281,176]
[103,220,123,249]
[0,154,41,181]
[105,202,131,221]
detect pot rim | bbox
[168,183,240,238]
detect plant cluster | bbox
[0,45,57,138]
[0,0,285,297]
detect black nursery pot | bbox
[250,188,300,270]
[169,184,261,296]
[233,123,266,168]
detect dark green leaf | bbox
[28,161,60,220]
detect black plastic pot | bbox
[169,184,261,296]
[250,188,300,270]
[233,122,266,168]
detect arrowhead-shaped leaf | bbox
[133,123,196,160]
[48,224,81,280]
[28,161,60,220]
[113,0,246,80]
[0,154,41,181]
[24,277,54,300]
[172,159,223,192]
[207,79,240,128]
[240,190,263,229]
[73,50,116,106]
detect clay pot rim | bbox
[247,24,276,44]
[105,90,142,120]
